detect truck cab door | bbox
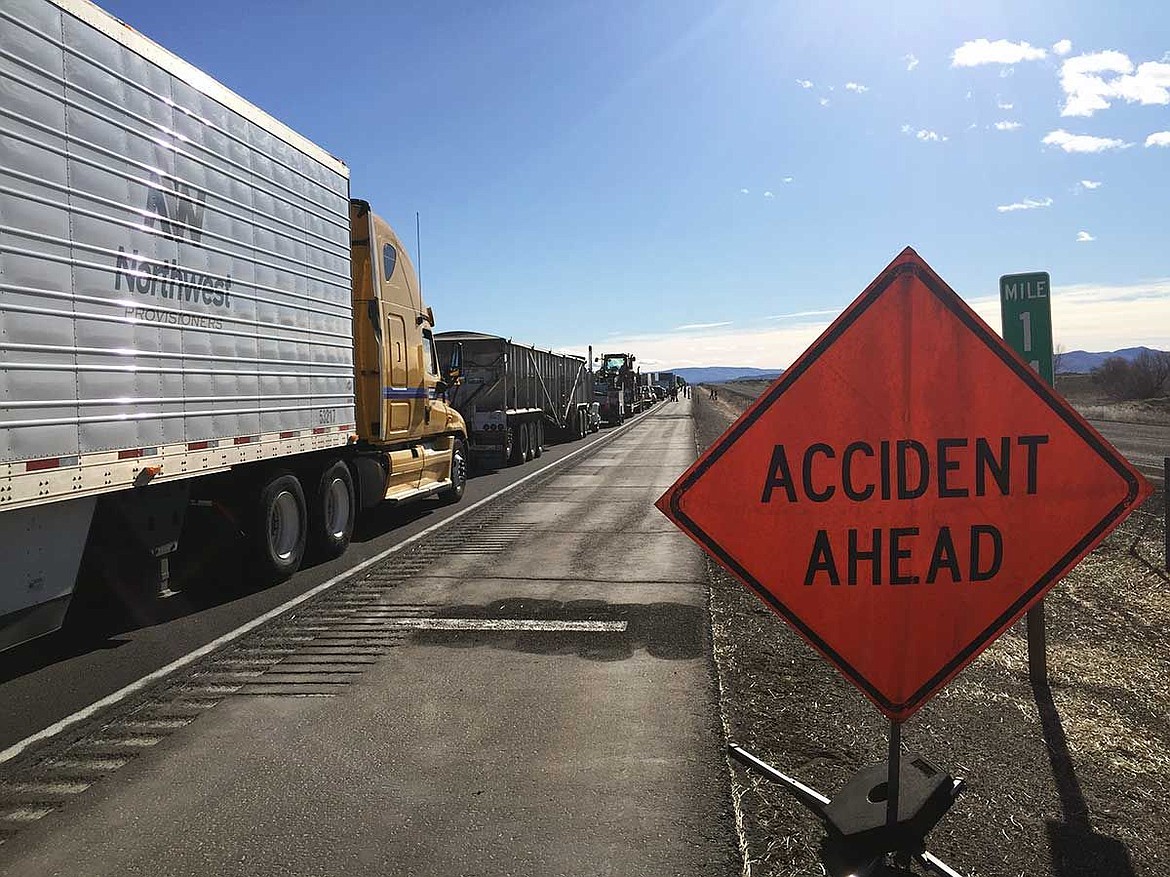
[383,307,412,438]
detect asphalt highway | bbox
[0,400,739,876]
[0,410,653,752]
[1087,419,1168,485]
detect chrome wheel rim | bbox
[268,490,301,561]
[324,477,350,540]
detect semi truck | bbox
[0,0,468,650]
[434,332,597,468]
[652,371,677,391]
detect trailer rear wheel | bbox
[503,428,516,465]
[508,425,525,466]
[249,471,307,582]
[519,421,533,463]
[533,421,544,457]
[308,460,355,560]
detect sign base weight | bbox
[728,743,968,877]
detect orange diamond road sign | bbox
[658,247,1152,722]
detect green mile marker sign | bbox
[1000,272,1053,386]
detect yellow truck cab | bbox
[350,200,467,502]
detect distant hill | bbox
[673,366,784,384]
[1058,346,1168,374]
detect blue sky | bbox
[103,0,1170,368]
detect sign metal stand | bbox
[886,720,901,834]
[729,727,968,877]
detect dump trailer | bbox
[0,0,468,651]
[434,332,597,468]
[635,371,656,409]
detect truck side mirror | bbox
[446,342,463,385]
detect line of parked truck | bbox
[0,0,688,652]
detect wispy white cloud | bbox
[739,188,749,194]
[901,124,948,141]
[766,308,841,321]
[997,98,1014,109]
[952,39,1046,67]
[994,120,1023,130]
[795,79,814,89]
[996,196,1053,212]
[1080,179,1102,189]
[903,54,919,71]
[1146,131,1170,147]
[999,66,1015,78]
[844,82,869,93]
[782,176,794,183]
[1042,129,1130,153]
[819,97,830,106]
[1059,51,1170,117]
[763,190,774,198]
[1076,231,1096,242]
[1059,51,1131,116]
[673,321,733,332]
[1053,39,1073,56]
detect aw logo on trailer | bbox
[144,172,207,243]
[113,173,233,313]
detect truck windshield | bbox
[603,357,626,371]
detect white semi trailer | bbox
[0,0,469,651]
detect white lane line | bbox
[384,619,626,632]
[0,405,659,766]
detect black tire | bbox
[516,421,531,464]
[438,439,468,504]
[503,427,516,466]
[533,421,544,458]
[508,423,524,466]
[308,460,355,561]
[248,470,307,583]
